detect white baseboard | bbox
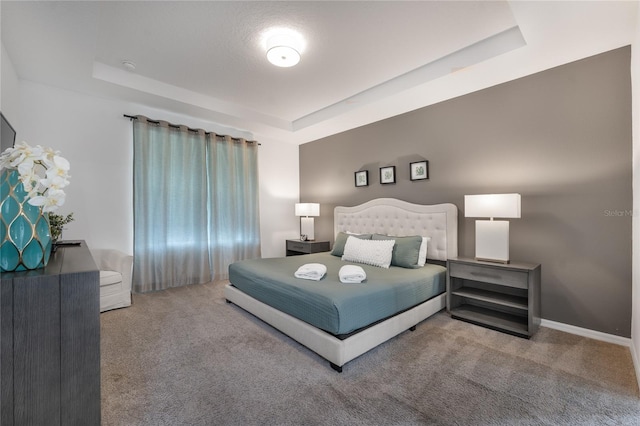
[540,319,631,347]
[540,320,640,394]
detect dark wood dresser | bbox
[1,241,100,425]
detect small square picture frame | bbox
[380,166,396,185]
[410,160,429,181]
[354,170,369,187]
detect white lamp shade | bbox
[464,194,521,219]
[295,203,320,217]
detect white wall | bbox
[257,135,301,257]
[15,80,299,258]
[631,1,640,387]
[1,42,20,130]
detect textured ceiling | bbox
[1,1,637,144]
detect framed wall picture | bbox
[354,170,368,187]
[380,166,396,184]
[410,160,429,181]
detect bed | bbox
[224,198,458,372]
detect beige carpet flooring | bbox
[100,280,640,425]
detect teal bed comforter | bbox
[228,252,446,336]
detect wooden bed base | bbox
[224,283,446,372]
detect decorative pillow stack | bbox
[341,236,395,268]
[332,231,430,269]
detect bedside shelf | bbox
[447,258,541,338]
[450,305,529,336]
[451,288,528,311]
[286,239,330,256]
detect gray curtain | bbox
[132,116,260,293]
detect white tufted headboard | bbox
[334,198,458,262]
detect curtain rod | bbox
[123,114,260,145]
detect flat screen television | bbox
[1,112,16,152]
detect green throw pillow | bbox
[372,234,423,268]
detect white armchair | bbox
[91,249,133,312]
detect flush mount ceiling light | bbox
[261,28,306,68]
[265,32,304,68]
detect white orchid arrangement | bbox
[0,141,71,212]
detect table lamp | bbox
[464,193,521,263]
[295,203,320,241]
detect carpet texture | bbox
[101,281,640,425]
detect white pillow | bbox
[341,236,395,268]
[417,236,431,267]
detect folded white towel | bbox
[294,263,327,281]
[339,265,367,284]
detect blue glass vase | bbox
[0,169,52,272]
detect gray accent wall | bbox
[299,47,632,337]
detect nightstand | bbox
[446,257,541,338]
[286,239,330,256]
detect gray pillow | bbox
[372,234,423,268]
[331,232,372,257]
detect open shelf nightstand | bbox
[446,257,541,338]
[285,239,330,256]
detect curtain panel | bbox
[132,116,260,293]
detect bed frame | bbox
[224,198,458,372]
